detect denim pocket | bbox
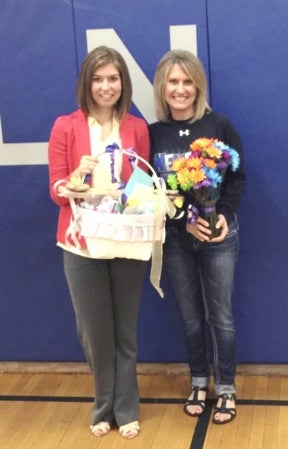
[226,216,239,238]
[223,218,239,259]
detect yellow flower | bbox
[177,167,191,186]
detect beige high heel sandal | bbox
[119,420,140,439]
[90,421,111,436]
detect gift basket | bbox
[58,147,178,297]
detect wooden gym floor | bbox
[0,363,288,449]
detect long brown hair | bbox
[77,46,132,121]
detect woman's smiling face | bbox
[164,63,197,120]
[91,63,122,112]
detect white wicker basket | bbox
[59,149,176,296]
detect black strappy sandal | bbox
[183,386,208,417]
[212,393,236,424]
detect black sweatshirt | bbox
[149,111,245,227]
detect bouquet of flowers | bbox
[167,137,240,238]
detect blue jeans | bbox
[164,218,239,396]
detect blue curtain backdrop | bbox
[0,0,287,363]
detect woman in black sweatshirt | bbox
[149,50,245,425]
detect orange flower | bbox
[189,169,206,184]
[172,157,186,171]
[204,159,217,168]
[186,157,203,170]
[190,137,214,152]
[205,146,222,159]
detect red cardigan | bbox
[48,109,150,247]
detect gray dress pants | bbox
[63,250,147,426]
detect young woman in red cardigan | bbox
[48,46,150,439]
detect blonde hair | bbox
[153,49,211,122]
[76,46,132,121]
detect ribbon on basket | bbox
[58,148,177,298]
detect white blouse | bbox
[88,116,123,192]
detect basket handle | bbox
[94,146,164,191]
[122,148,163,190]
